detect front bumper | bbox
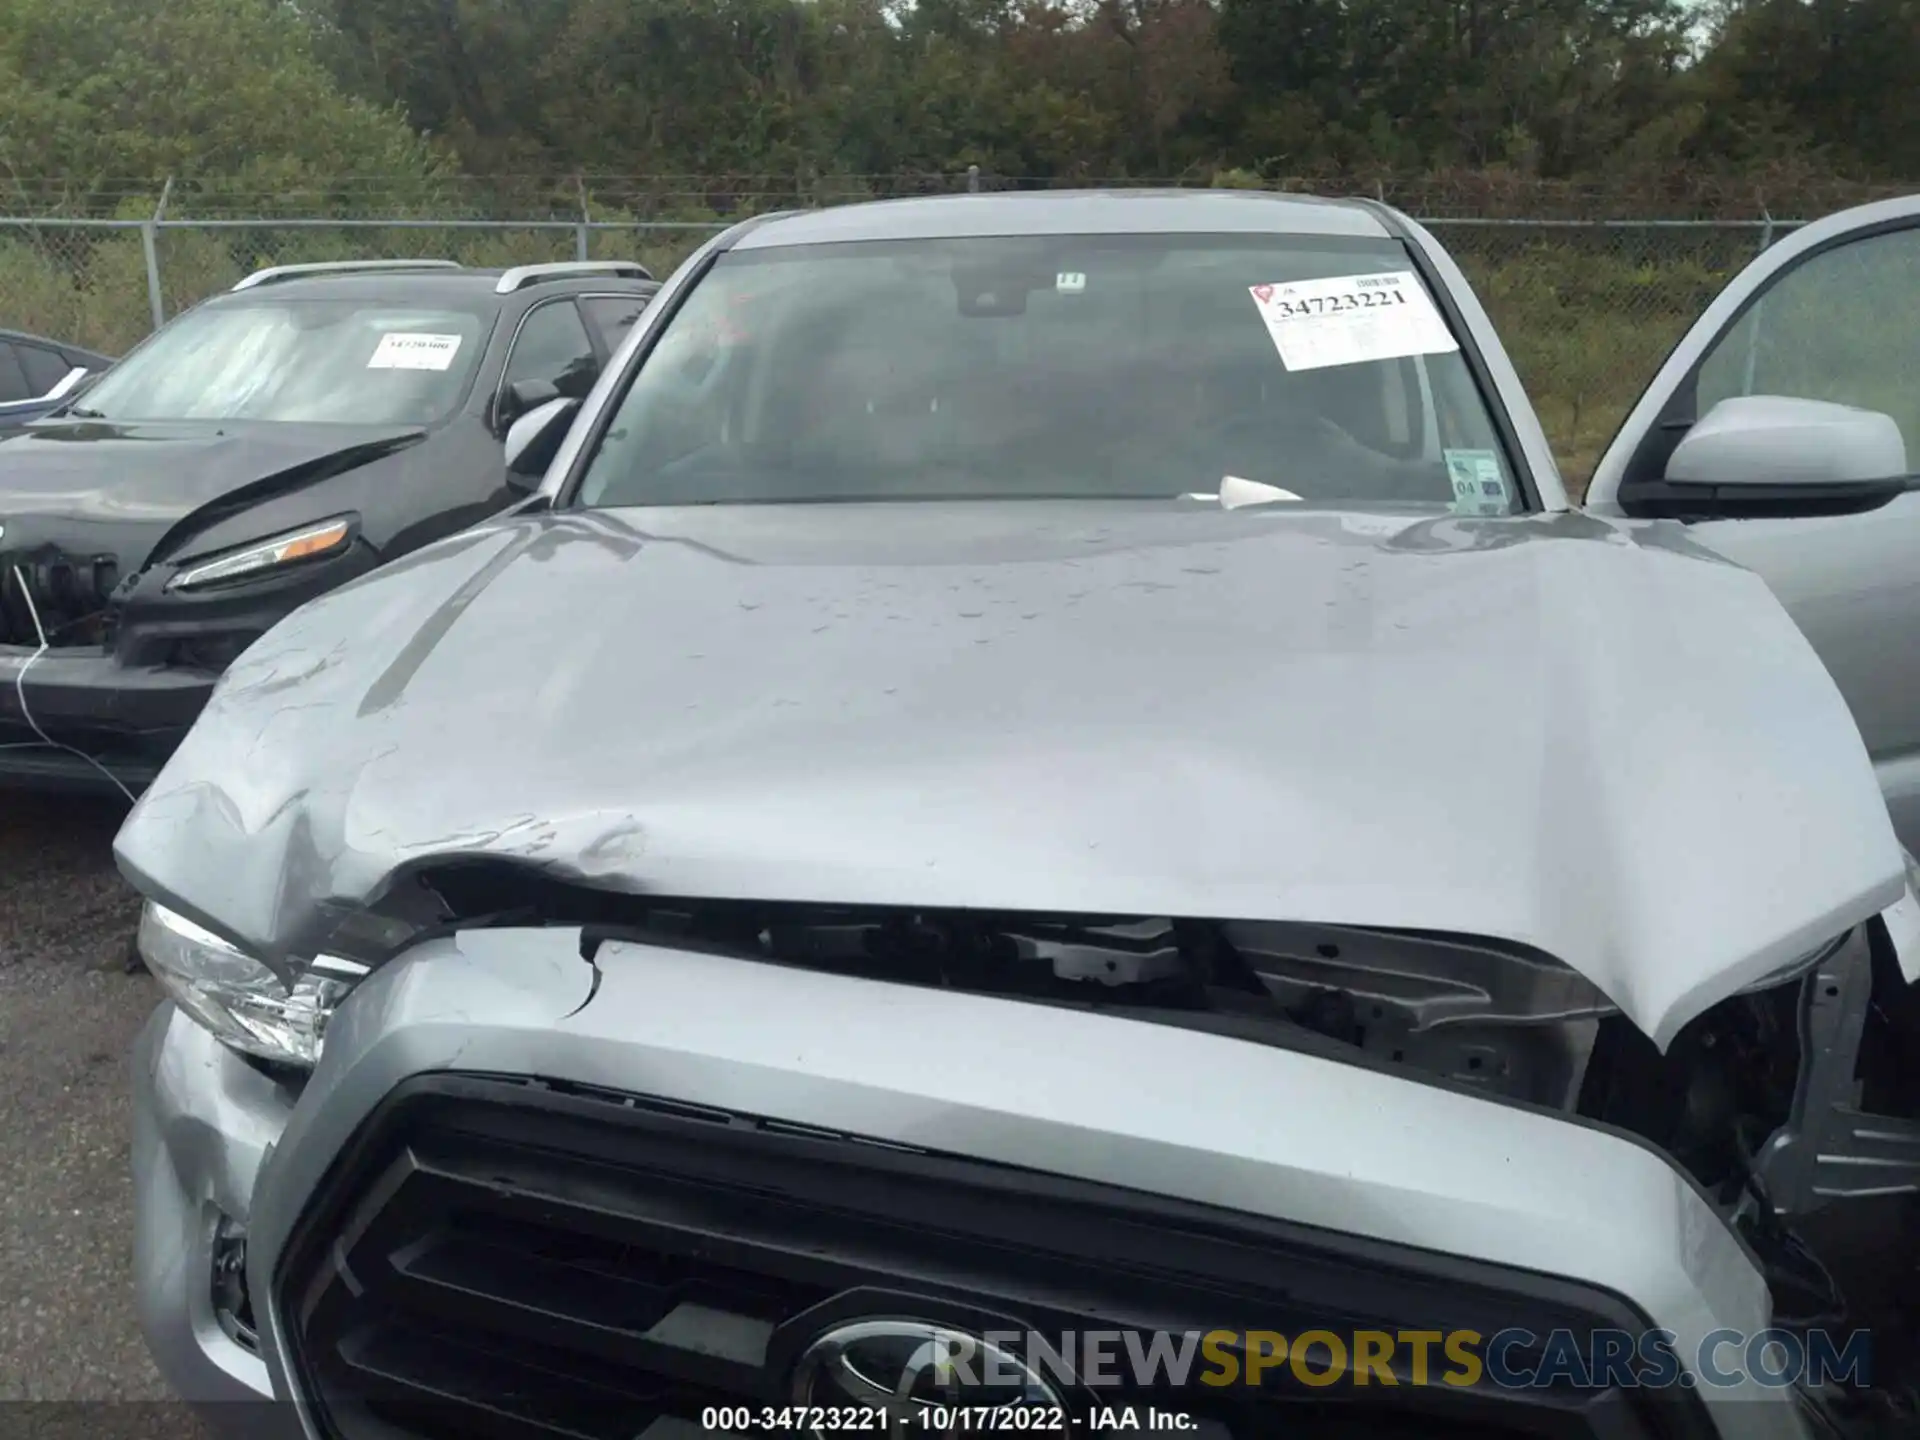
[134,929,1815,1440]
[0,646,210,792]
[0,536,384,792]
[131,1004,303,1438]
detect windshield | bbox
[73,298,491,425]
[577,234,1520,514]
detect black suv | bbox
[0,258,658,794]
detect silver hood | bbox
[114,501,1905,1049]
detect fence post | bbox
[1757,205,1775,256]
[141,176,173,333]
[575,176,590,262]
[967,165,980,194]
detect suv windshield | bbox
[578,233,1520,513]
[74,298,490,425]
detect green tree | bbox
[1683,0,1920,175]
[1216,0,1691,175]
[0,0,448,213]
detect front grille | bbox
[0,551,118,647]
[278,1074,1716,1440]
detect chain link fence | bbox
[0,217,724,350]
[1427,216,1795,482]
[0,186,1814,488]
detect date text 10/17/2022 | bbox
[699,1405,1199,1432]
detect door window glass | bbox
[0,344,31,403]
[504,300,598,399]
[1697,226,1920,461]
[581,295,649,353]
[18,343,71,396]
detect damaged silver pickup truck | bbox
[123,189,1920,1440]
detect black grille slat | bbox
[355,1156,841,1329]
[392,1117,1486,1338]
[389,1232,780,1381]
[277,1075,1717,1440]
[302,1155,796,1402]
[386,1144,1184,1333]
[398,1231,688,1333]
[333,1323,684,1440]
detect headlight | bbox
[166,516,352,591]
[138,901,353,1066]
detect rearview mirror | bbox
[1651,395,1912,519]
[503,396,580,489]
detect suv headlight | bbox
[138,901,352,1066]
[166,516,352,591]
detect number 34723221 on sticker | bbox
[1247,270,1459,373]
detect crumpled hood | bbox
[0,418,423,572]
[114,502,1906,1049]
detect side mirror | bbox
[1648,395,1912,519]
[503,396,580,489]
[496,377,561,435]
[555,357,601,400]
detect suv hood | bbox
[0,418,424,574]
[114,502,1905,1049]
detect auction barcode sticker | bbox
[1248,271,1459,372]
[367,332,464,371]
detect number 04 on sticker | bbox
[1248,271,1458,372]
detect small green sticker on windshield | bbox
[1444,449,1509,516]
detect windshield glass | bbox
[578,234,1520,513]
[74,299,491,425]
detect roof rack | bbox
[231,260,464,292]
[494,261,655,294]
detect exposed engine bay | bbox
[370,861,1920,1429]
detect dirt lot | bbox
[0,790,191,1422]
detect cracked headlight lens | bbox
[138,901,351,1066]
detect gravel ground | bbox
[0,790,205,1432]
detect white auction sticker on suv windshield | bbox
[366,333,463,371]
[1248,272,1458,372]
